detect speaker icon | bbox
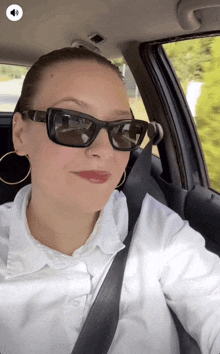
[10,9,19,16]
[6,4,23,21]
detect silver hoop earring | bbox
[116,170,126,188]
[0,151,31,185]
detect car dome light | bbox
[88,32,106,44]
[71,39,100,53]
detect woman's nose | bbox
[86,128,114,158]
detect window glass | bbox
[0,64,29,112]
[163,37,220,192]
[111,58,159,156]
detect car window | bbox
[111,58,159,157]
[163,37,220,193]
[0,64,29,112]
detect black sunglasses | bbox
[22,108,149,151]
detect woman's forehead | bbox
[44,60,121,82]
[33,60,129,111]
[39,60,126,97]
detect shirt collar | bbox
[6,184,128,280]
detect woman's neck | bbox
[26,196,100,256]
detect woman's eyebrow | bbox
[51,97,132,118]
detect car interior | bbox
[1,0,220,352]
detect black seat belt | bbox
[71,122,163,354]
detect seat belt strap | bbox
[71,122,163,354]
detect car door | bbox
[119,34,220,258]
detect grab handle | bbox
[177,0,220,30]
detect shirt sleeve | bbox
[159,217,220,354]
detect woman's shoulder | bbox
[142,192,184,225]
[125,191,197,250]
[0,201,13,269]
[112,189,187,245]
[112,189,184,230]
[124,189,185,227]
[0,200,13,244]
[0,184,31,237]
[140,192,184,230]
[138,192,206,254]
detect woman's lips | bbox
[73,170,111,183]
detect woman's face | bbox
[13,60,131,214]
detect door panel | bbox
[185,185,220,256]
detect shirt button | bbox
[72,300,80,306]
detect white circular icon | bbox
[6,4,23,21]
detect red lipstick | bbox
[73,170,111,183]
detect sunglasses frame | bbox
[22,107,149,151]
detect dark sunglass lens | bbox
[53,113,96,146]
[111,121,144,149]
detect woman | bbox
[0,47,220,354]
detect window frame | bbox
[136,31,220,193]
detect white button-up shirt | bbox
[1,184,220,354]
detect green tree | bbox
[111,57,126,67]
[196,37,220,192]
[164,38,213,94]
[0,65,29,80]
[111,57,126,80]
